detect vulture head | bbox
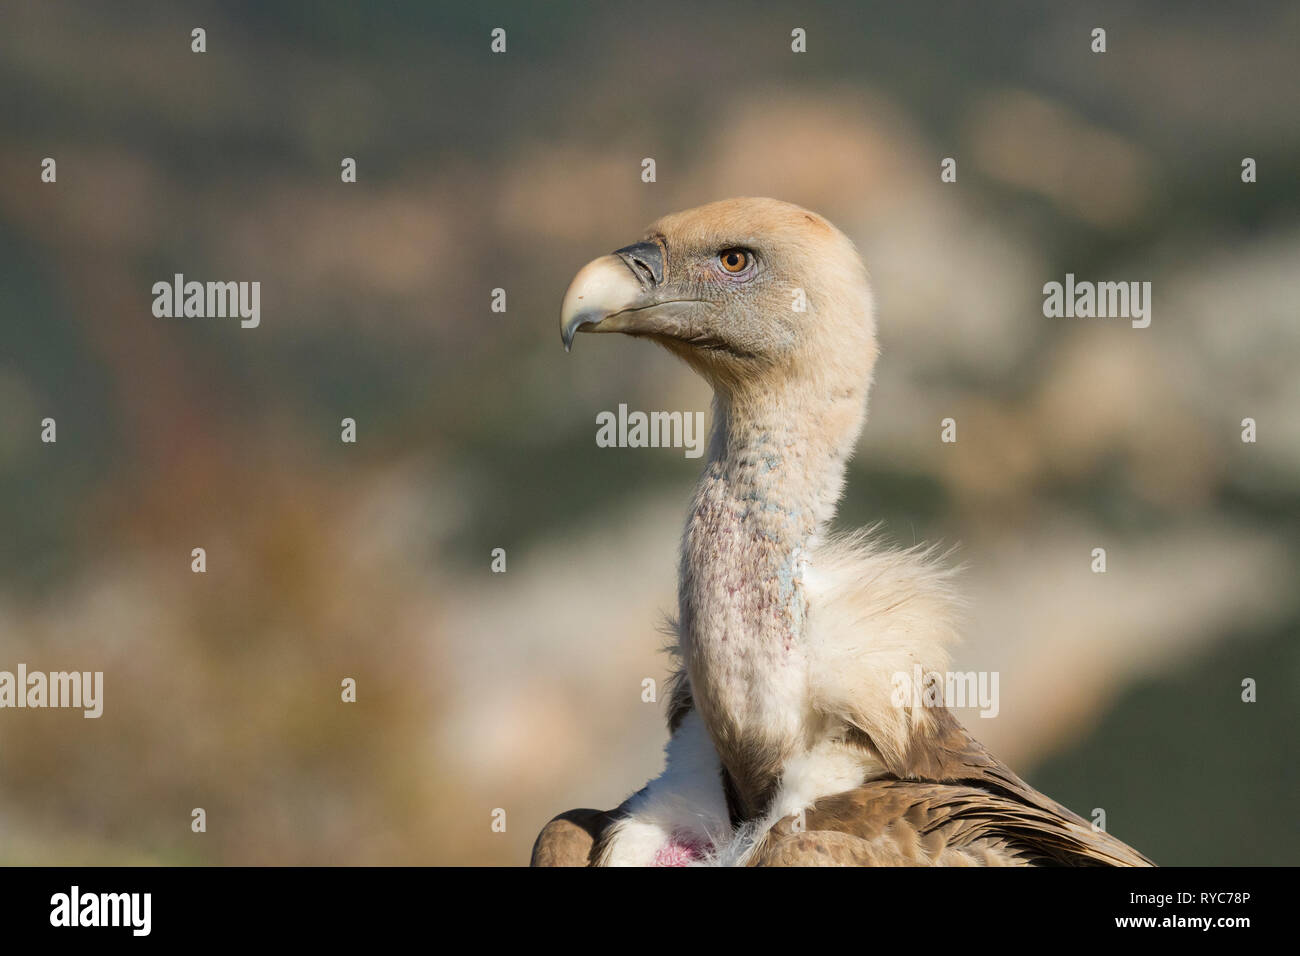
[560,197,879,401]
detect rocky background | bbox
[0,0,1296,864]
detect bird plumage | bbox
[537,198,1152,866]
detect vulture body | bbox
[537,198,1152,867]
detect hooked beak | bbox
[560,240,684,351]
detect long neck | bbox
[678,379,866,816]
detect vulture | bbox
[534,197,1153,867]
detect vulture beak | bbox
[560,240,679,351]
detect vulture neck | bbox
[679,377,867,818]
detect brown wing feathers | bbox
[756,706,1154,867]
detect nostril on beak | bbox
[613,240,664,286]
[625,256,654,284]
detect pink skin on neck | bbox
[653,836,711,867]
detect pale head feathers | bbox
[645,197,879,404]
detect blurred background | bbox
[1,0,1296,865]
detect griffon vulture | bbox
[534,198,1152,867]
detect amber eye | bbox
[718,248,750,273]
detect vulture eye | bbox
[718,248,751,274]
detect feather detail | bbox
[806,528,966,775]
